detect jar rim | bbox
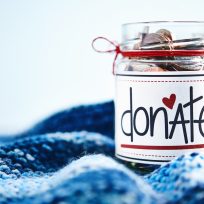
[122,21,204,27]
[121,21,204,53]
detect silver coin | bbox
[172,56,204,71]
[173,38,204,50]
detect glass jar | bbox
[115,21,204,174]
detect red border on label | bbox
[121,144,204,150]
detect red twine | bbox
[92,37,204,74]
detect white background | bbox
[0,0,204,134]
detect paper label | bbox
[115,72,204,164]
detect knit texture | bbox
[0,101,204,204]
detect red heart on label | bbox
[162,94,176,109]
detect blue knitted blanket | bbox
[0,101,204,204]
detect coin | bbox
[143,66,167,72]
[173,38,204,50]
[140,32,173,50]
[131,28,204,72]
[156,29,173,41]
[133,26,150,50]
[171,57,204,71]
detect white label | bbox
[115,71,204,164]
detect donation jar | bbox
[114,21,204,173]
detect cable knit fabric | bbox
[0,101,204,204]
[19,101,114,139]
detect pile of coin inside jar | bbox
[125,28,204,72]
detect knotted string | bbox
[92,37,204,75]
[92,37,121,74]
